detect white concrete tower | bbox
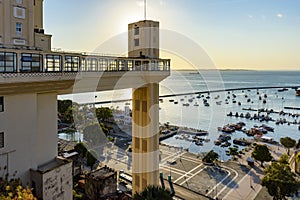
[129,20,161,194]
[128,20,159,59]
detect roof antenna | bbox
[144,0,147,20]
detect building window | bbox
[0,52,17,72]
[16,23,22,36]
[45,55,62,72]
[86,58,97,71]
[98,59,108,71]
[134,39,139,47]
[0,97,3,112]
[0,132,3,148]
[65,56,79,72]
[16,0,23,4]
[14,7,25,19]
[134,27,139,35]
[21,53,43,72]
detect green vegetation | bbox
[86,150,98,170]
[202,150,219,164]
[95,107,113,122]
[133,185,173,200]
[228,147,239,160]
[0,178,37,200]
[280,137,296,156]
[261,154,300,200]
[58,100,80,124]
[251,144,272,167]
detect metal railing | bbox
[0,49,171,74]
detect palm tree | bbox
[133,185,173,200]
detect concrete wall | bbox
[0,93,57,183]
[0,0,49,48]
[128,20,159,58]
[132,83,160,194]
[42,161,73,200]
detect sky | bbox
[44,0,300,70]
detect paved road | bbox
[94,143,268,200]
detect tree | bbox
[133,185,173,200]
[202,150,219,164]
[96,107,113,122]
[261,155,300,200]
[278,154,289,165]
[228,147,239,160]
[86,150,98,170]
[74,142,88,157]
[251,144,272,167]
[280,137,296,156]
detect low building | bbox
[85,166,117,200]
[30,157,73,200]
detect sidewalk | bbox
[223,166,263,200]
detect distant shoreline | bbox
[173,69,300,72]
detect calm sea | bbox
[60,70,300,160]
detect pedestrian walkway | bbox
[223,167,263,200]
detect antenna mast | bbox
[144,0,147,20]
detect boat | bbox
[194,103,199,106]
[174,101,178,104]
[260,124,274,132]
[296,89,300,96]
[195,141,203,146]
[169,99,175,102]
[183,103,189,106]
[204,102,209,107]
[214,140,222,145]
[263,99,267,104]
[216,101,222,105]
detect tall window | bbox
[65,56,79,72]
[21,53,43,72]
[45,55,62,72]
[99,59,107,71]
[0,97,3,112]
[16,23,22,36]
[134,39,139,47]
[86,58,97,71]
[0,52,17,72]
[134,27,139,35]
[0,132,4,148]
[16,0,23,4]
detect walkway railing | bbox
[0,49,171,74]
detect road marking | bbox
[215,166,239,199]
[178,165,207,185]
[160,166,192,177]
[206,168,231,196]
[161,151,185,164]
[160,165,192,175]
[163,151,201,163]
[174,164,203,184]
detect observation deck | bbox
[0,48,170,95]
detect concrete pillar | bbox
[132,83,160,194]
